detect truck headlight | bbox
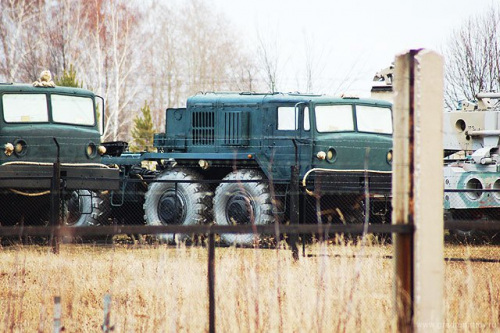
[326,148,336,162]
[386,150,393,164]
[14,139,27,156]
[86,142,98,158]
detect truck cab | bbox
[0,80,118,226]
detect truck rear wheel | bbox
[214,169,274,246]
[144,169,212,243]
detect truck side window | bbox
[277,106,297,130]
[304,106,310,131]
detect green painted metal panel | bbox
[152,92,393,183]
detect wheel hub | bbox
[226,194,254,225]
[158,191,186,225]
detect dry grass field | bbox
[0,239,499,332]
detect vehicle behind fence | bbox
[1,76,499,243]
[99,92,393,246]
[442,92,500,241]
[0,73,119,230]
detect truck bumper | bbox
[305,169,392,195]
[0,164,120,190]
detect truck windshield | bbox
[315,104,392,134]
[52,95,95,126]
[315,105,354,132]
[356,105,392,134]
[2,93,95,126]
[3,94,48,122]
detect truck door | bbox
[266,103,312,180]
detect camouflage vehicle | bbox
[443,92,500,225]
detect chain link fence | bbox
[0,169,499,245]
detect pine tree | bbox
[54,64,83,88]
[130,101,155,152]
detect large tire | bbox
[214,169,274,246]
[143,169,212,243]
[0,190,106,227]
[61,190,108,227]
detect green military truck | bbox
[0,74,118,227]
[105,92,393,245]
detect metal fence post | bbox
[289,165,300,260]
[393,49,444,332]
[208,232,215,333]
[50,138,61,254]
[102,294,112,332]
[289,138,300,260]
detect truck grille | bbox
[223,111,249,146]
[192,111,215,145]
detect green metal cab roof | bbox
[187,92,392,107]
[0,83,96,97]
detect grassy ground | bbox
[0,240,498,332]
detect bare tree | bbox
[105,1,140,141]
[77,0,142,141]
[443,5,500,109]
[179,0,258,93]
[0,0,259,142]
[141,1,184,127]
[142,0,260,127]
[256,27,281,93]
[44,0,89,74]
[0,0,91,81]
[0,0,42,81]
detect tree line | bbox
[1,0,500,147]
[0,0,261,145]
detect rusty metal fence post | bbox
[50,138,61,254]
[208,232,215,333]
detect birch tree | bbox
[0,0,41,81]
[143,0,259,128]
[0,0,260,143]
[256,28,281,93]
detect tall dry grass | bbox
[0,240,498,332]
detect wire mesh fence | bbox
[0,172,499,244]
[0,173,394,231]
[1,167,499,332]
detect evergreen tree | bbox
[130,101,155,152]
[54,64,83,88]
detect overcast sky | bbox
[211,0,495,96]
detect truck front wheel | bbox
[61,190,108,227]
[214,169,274,246]
[144,169,212,243]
